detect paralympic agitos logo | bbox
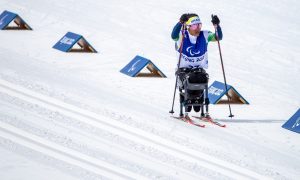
[186,46,200,56]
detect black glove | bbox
[179,14,189,24]
[211,14,220,25]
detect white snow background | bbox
[0,0,299,179]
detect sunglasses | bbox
[188,23,202,30]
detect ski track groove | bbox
[0,90,216,179]
[0,78,271,180]
[0,91,215,179]
[0,110,207,179]
[0,137,109,180]
[0,122,141,180]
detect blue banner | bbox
[208,81,230,104]
[0,10,17,29]
[53,32,82,52]
[120,55,166,77]
[120,55,152,77]
[207,81,249,104]
[282,109,300,133]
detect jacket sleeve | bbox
[207,25,223,42]
[171,22,182,41]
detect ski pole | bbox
[213,15,234,118]
[169,24,186,114]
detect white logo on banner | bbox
[60,36,75,45]
[208,86,224,96]
[186,46,200,56]
[292,117,300,129]
[128,60,141,73]
[0,15,8,25]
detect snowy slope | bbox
[0,0,299,179]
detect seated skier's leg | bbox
[176,68,189,117]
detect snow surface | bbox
[0,0,299,179]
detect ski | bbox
[171,116,205,128]
[193,116,226,128]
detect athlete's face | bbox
[188,23,202,36]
